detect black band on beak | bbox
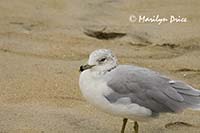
[79,64,95,72]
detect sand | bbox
[0,0,200,132]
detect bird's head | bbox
[80,49,118,73]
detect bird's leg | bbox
[121,118,128,133]
[133,121,139,133]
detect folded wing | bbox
[105,65,200,116]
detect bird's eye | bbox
[99,57,106,62]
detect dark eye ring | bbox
[99,57,106,62]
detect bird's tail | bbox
[171,81,200,110]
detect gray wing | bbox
[105,65,200,115]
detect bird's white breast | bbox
[79,70,111,109]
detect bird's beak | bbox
[79,64,96,72]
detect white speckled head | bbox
[88,49,118,72]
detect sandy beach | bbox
[0,0,200,132]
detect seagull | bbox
[79,49,200,133]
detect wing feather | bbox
[105,65,200,115]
